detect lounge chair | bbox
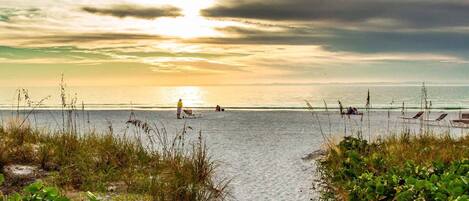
[424,113,448,121]
[452,113,469,124]
[183,109,201,119]
[400,111,424,120]
[449,113,469,128]
[340,107,363,116]
[341,112,363,116]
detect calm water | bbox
[1,84,469,110]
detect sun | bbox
[133,0,223,38]
[153,16,221,38]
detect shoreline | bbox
[2,106,469,111]
[1,108,468,200]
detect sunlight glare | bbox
[131,0,221,38]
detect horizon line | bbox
[3,81,469,88]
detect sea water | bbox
[0,83,468,110]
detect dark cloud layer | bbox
[82,4,182,19]
[326,30,469,53]
[189,26,469,55]
[202,0,469,28]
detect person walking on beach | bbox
[177,99,183,119]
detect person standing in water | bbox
[177,99,183,119]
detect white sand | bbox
[1,110,465,200]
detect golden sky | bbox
[1,0,469,86]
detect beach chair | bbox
[183,109,201,119]
[424,113,448,127]
[340,107,363,116]
[341,112,364,116]
[424,113,448,122]
[451,113,469,127]
[400,111,424,120]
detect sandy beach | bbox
[1,109,465,200]
[3,0,469,199]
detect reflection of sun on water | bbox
[172,86,204,107]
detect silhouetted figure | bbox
[177,99,183,119]
[215,105,225,112]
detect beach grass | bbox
[0,78,228,201]
[0,116,228,201]
[316,132,469,200]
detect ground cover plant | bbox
[0,177,99,201]
[317,133,469,201]
[0,116,228,201]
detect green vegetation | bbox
[0,78,228,201]
[0,117,227,201]
[317,133,469,201]
[0,178,94,201]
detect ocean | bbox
[0,83,468,110]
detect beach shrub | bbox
[0,175,76,201]
[5,181,71,201]
[0,179,101,201]
[0,81,228,201]
[0,119,228,201]
[317,134,469,201]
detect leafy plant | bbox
[318,135,469,201]
[0,180,101,201]
[0,173,4,199]
[3,181,69,201]
[86,191,99,201]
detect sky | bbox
[1,0,469,86]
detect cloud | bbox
[202,0,469,28]
[325,30,469,54]
[0,46,117,66]
[0,32,171,47]
[187,26,329,45]
[81,4,182,19]
[0,44,248,74]
[0,8,41,22]
[35,33,166,43]
[146,58,245,74]
[3,1,469,85]
[187,26,469,56]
